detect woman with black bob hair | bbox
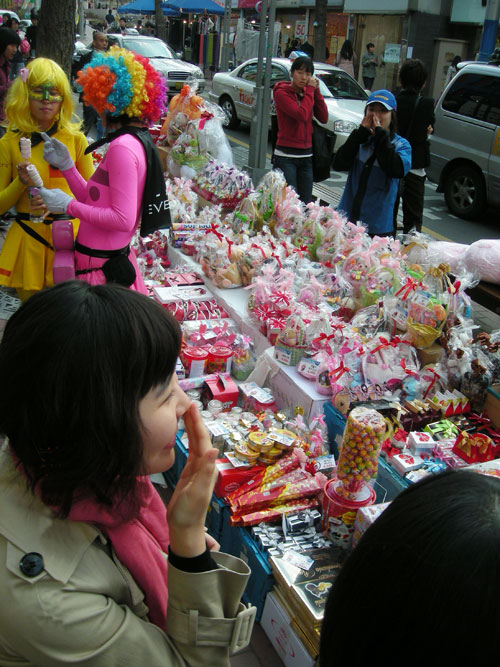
[273,55,328,203]
[0,280,254,665]
[319,469,500,665]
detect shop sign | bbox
[295,20,307,39]
[383,43,401,64]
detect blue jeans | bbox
[273,155,313,203]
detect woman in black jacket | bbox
[393,59,435,234]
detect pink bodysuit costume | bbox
[63,133,147,294]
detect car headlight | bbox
[193,69,204,79]
[334,120,358,134]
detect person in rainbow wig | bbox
[0,58,93,300]
[38,46,169,293]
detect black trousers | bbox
[362,76,374,90]
[393,171,426,235]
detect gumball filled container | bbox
[336,407,386,499]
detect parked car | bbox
[107,34,205,96]
[0,9,20,25]
[208,58,367,151]
[427,61,500,219]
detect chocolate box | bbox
[201,374,238,412]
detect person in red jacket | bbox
[273,56,328,203]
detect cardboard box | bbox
[416,342,445,366]
[201,374,238,411]
[214,458,265,498]
[157,145,169,171]
[484,383,500,430]
[261,591,316,667]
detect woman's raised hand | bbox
[167,403,218,558]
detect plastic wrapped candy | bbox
[273,186,305,240]
[195,102,233,166]
[274,311,308,366]
[406,263,452,349]
[193,159,253,210]
[160,82,204,143]
[360,265,401,307]
[237,240,272,287]
[232,334,256,381]
[168,121,209,180]
[336,407,386,497]
[350,303,388,340]
[255,170,287,233]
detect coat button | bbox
[19,552,45,577]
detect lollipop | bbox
[26,164,43,188]
[20,137,31,160]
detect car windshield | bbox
[316,71,367,100]
[122,38,177,59]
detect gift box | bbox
[390,451,425,476]
[452,430,493,464]
[408,431,435,456]
[201,374,238,412]
[214,458,265,498]
[352,502,391,548]
[424,419,459,441]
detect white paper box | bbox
[261,591,315,667]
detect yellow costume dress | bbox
[0,128,94,292]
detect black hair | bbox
[399,58,428,92]
[339,39,353,61]
[5,18,18,29]
[319,470,500,664]
[0,281,181,518]
[0,28,20,55]
[291,55,314,74]
[366,42,374,50]
[451,55,461,68]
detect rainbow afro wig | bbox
[76,46,167,125]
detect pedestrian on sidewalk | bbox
[393,59,435,235]
[335,40,357,80]
[40,47,168,294]
[0,29,20,135]
[74,30,109,138]
[0,58,93,301]
[361,43,379,90]
[333,89,411,237]
[273,55,328,203]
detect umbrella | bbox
[161,0,225,15]
[118,0,179,15]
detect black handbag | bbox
[312,121,336,183]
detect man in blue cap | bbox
[333,89,412,237]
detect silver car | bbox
[208,57,367,151]
[107,34,205,96]
[428,62,500,219]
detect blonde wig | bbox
[5,58,81,135]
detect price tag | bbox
[283,549,314,571]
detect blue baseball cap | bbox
[366,89,397,111]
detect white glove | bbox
[40,187,72,213]
[41,132,74,171]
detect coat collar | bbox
[0,445,105,583]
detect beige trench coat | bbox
[0,447,255,666]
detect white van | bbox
[427,62,500,219]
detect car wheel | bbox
[444,165,487,220]
[220,95,240,129]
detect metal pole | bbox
[256,0,276,180]
[220,0,231,71]
[246,0,275,184]
[478,0,500,61]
